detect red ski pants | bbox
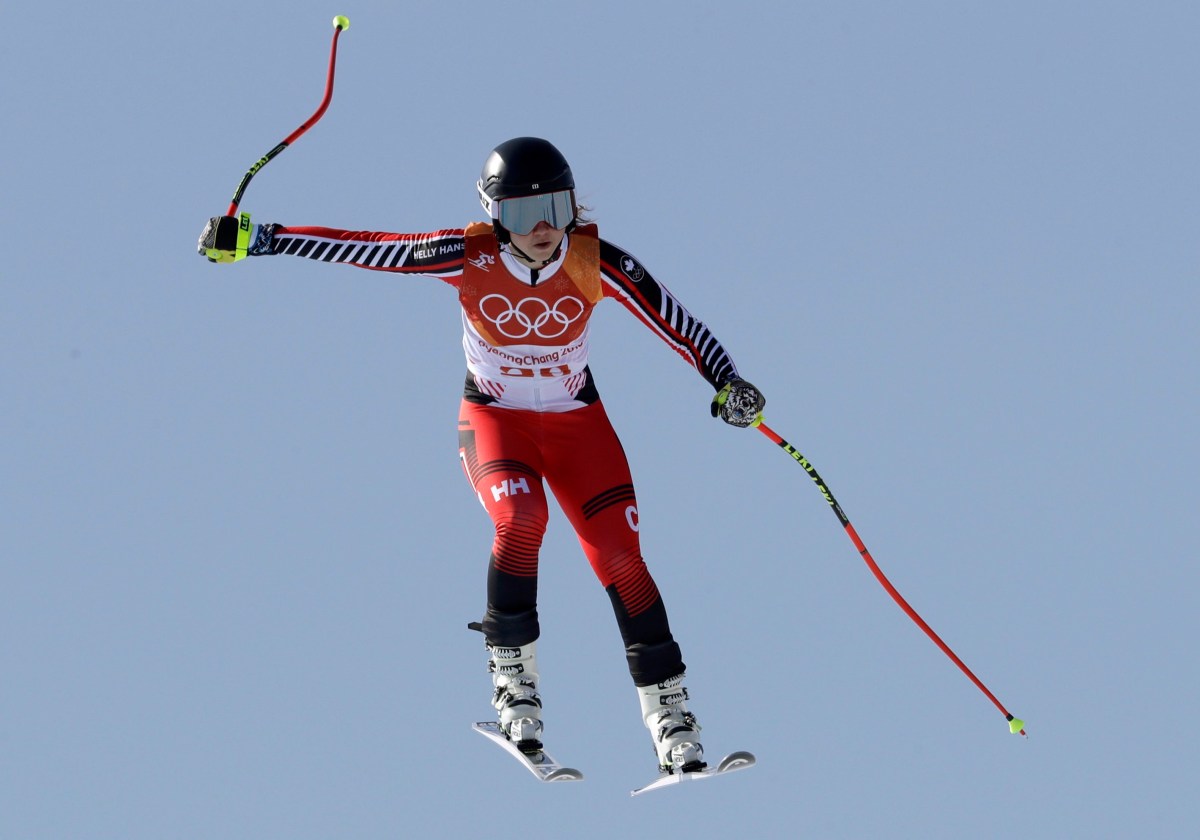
[458,399,683,685]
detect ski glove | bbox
[198,213,262,263]
[711,378,765,428]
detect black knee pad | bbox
[478,606,540,648]
[627,639,686,687]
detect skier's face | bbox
[509,220,566,265]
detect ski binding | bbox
[630,750,756,797]
[473,722,584,782]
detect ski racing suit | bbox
[248,220,741,686]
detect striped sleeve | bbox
[265,225,467,284]
[599,238,739,389]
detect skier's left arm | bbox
[599,238,765,427]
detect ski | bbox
[630,750,756,797]
[472,722,584,782]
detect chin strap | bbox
[504,240,541,264]
[500,239,565,286]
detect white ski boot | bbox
[637,673,705,774]
[488,641,543,753]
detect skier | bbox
[198,137,766,775]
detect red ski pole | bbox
[754,419,1026,737]
[225,15,351,216]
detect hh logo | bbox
[469,253,496,271]
[492,477,531,502]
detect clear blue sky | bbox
[3,1,1196,837]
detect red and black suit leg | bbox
[540,402,686,687]
[458,402,548,648]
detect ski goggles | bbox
[494,190,577,235]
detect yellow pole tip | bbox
[1009,718,1026,735]
[332,15,350,30]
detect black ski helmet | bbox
[477,137,576,243]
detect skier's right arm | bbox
[197,216,467,281]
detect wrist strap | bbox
[234,212,252,261]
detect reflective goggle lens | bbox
[496,191,576,235]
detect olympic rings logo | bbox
[478,293,586,339]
